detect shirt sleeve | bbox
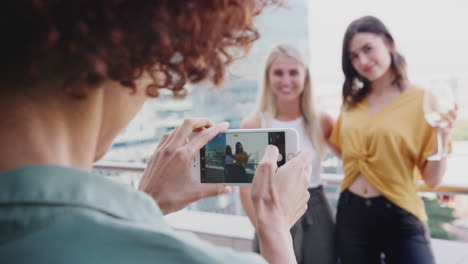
[329,112,343,150]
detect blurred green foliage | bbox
[451,118,468,141]
[423,197,456,240]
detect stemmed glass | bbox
[422,80,457,161]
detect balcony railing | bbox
[93,160,468,263]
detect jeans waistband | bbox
[340,188,390,207]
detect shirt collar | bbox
[0,165,162,223]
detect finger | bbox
[157,129,175,150]
[450,108,458,121]
[260,145,280,165]
[287,150,313,168]
[447,122,454,130]
[172,118,215,146]
[445,115,455,128]
[194,184,232,201]
[186,122,230,157]
[303,164,312,185]
[254,145,279,179]
[157,128,178,152]
[440,111,456,129]
[448,108,456,118]
[443,111,455,120]
[193,125,211,132]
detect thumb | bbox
[196,184,232,200]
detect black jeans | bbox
[336,189,435,264]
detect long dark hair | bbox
[225,145,233,156]
[235,142,244,154]
[341,16,408,108]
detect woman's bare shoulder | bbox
[241,113,262,129]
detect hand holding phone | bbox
[253,148,313,227]
[252,146,313,263]
[138,118,232,215]
[193,128,299,185]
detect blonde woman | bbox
[240,44,337,264]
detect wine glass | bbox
[422,80,457,160]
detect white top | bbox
[260,115,322,188]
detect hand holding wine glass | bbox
[423,82,458,160]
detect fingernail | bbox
[223,185,232,194]
[219,122,230,129]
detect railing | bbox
[94,160,147,172]
[92,161,468,260]
[94,160,468,193]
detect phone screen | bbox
[200,131,285,183]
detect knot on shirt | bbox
[358,151,370,162]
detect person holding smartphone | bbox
[240,44,337,264]
[0,2,314,264]
[328,16,458,264]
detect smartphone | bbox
[192,128,299,185]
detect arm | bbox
[320,112,342,158]
[421,107,457,189]
[421,157,447,189]
[255,202,295,264]
[239,186,257,227]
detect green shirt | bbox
[0,165,266,264]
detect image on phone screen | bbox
[200,131,286,183]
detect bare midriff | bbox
[348,173,381,198]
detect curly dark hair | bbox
[341,16,408,108]
[2,0,278,98]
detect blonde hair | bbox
[255,44,325,157]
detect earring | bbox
[352,78,364,91]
